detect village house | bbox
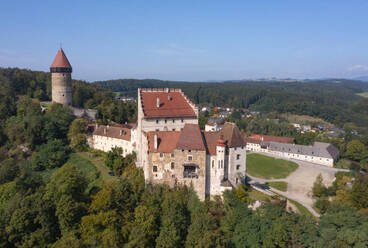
[205,117,224,132]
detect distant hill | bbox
[94,78,368,133]
[354,76,368,82]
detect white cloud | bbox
[347,65,368,72]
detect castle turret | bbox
[50,48,72,106]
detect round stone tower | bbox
[50,48,73,106]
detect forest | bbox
[1,67,368,247]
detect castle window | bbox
[171,162,175,169]
[181,119,184,123]
[156,120,159,124]
[172,128,176,131]
[165,119,167,123]
[172,174,175,178]
[221,160,223,168]
[153,166,157,172]
[236,165,240,170]
[155,129,159,131]
[236,178,239,184]
[188,150,191,153]
[171,153,174,158]
[218,160,220,168]
[236,154,241,160]
[212,160,214,168]
[188,155,193,161]
[172,119,175,123]
[160,153,163,158]
[234,147,237,151]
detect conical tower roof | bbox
[50,48,72,69]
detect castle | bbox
[89,88,247,199]
[52,49,248,199]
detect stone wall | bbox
[52,72,72,106]
[228,147,247,186]
[148,149,207,200]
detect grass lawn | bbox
[64,153,104,193]
[335,159,352,169]
[248,190,273,203]
[77,152,117,183]
[288,198,314,218]
[357,92,368,98]
[267,181,288,192]
[247,153,299,179]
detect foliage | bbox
[345,139,367,161]
[246,153,299,179]
[31,140,70,171]
[0,159,20,184]
[68,118,88,151]
[312,174,328,198]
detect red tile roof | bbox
[176,124,206,151]
[221,122,247,147]
[140,89,196,119]
[248,134,294,143]
[50,48,72,69]
[147,131,181,153]
[203,131,221,155]
[93,125,131,141]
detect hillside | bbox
[95,78,368,134]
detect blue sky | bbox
[1,0,368,81]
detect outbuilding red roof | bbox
[140,89,196,119]
[93,125,131,141]
[50,48,72,69]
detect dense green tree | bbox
[317,203,368,247]
[155,188,190,248]
[312,174,328,198]
[68,118,88,151]
[0,159,20,184]
[185,190,222,248]
[43,103,74,142]
[45,164,88,235]
[345,140,367,161]
[31,140,70,171]
[80,179,135,247]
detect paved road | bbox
[247,152,349,217]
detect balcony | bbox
[183,171,198,179]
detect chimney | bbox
[154,134,158,150]
[156,97,160,108]
[104,128,106,134]
[120,130,122,136]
